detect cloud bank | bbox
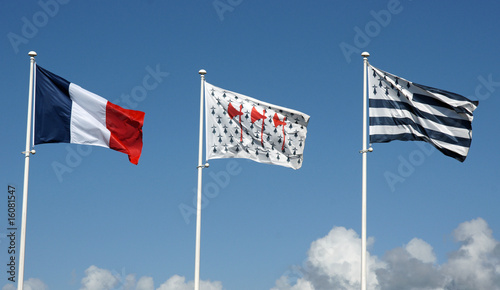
[2,278,48,290]
[3,218,499,290]
[273,218,500,290]
[77,269,222,290]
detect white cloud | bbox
[376,247,445,290]
[156,275,189,290]
[2,278,47,290]
[78,267,221,290]
[273,218,500,290]
[24,279,49,290]
[273,226,386,290]
[122,274,138,290]
[405,238,436,264]
[271,276,314,290]
[441,218,500,289]
[307,226,385,289]
[80,265,120,290]
[156,275,222,290]
[79,267,157,290]
[136,276,155,290]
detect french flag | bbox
[34,65,145,165]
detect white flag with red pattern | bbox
[205,82,310,169]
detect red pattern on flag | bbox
[228,102,243,142]
[273,113,286,152]
[251,107,267,146]
[205,82,309,170]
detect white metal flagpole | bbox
[194,69,208,290]
[360,51,371,290]
[18,51,37,290]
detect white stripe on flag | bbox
[69,83,110,147]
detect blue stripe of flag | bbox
[34,65,72,144]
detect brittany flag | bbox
[205,82,310,169]
[368,64,478,162]
[34,65,145,164]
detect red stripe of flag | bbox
[106,101,145,165]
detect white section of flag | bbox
[69,83,110,147]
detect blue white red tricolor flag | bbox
[368,64,478,162]
[34,65,145,164]
[205,82,310,169]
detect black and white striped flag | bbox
[368,64,478,162]
[205,82,310,169]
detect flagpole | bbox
[360,51,371,290]
[18,51,37,290]
[194,69,208,290]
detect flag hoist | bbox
[194,69,207,290]
[18,51,38,290]
[360,51,372,290]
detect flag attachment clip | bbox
[359,147,373,154]
[197,163,210,169]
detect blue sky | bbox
[1,1,500,289]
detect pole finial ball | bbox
[361,52,370,57]
[28,51,37,57]
[199,69,207,75]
